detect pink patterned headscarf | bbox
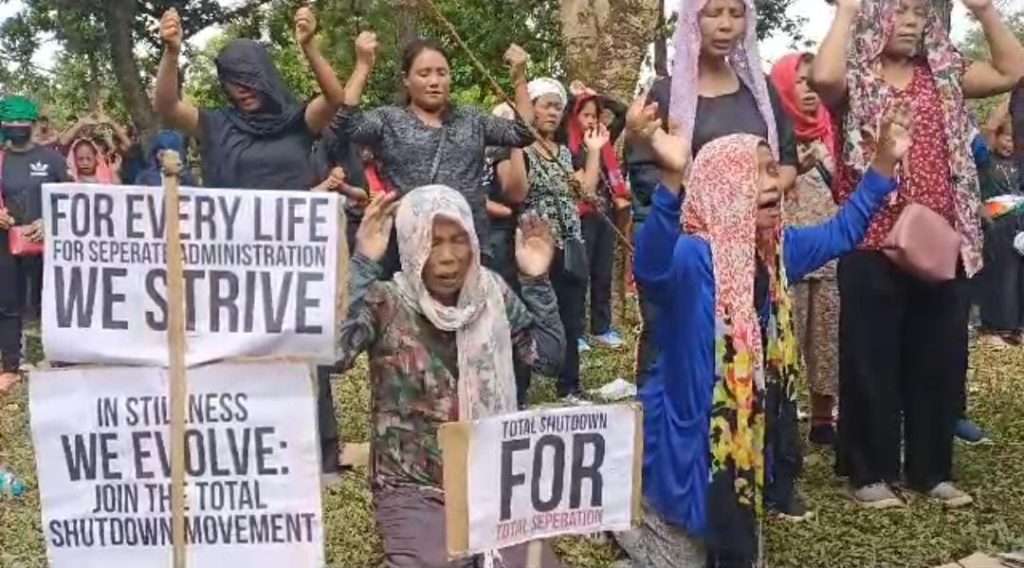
[842,0,982,275]
[669,0,779,157]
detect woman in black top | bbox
[154,6,346,190]
[154,6,348,479]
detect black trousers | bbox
[486,224,534,406]
[979,215,1024,333]
[0,233,39,373]
[581,213,615,335]
[836,251,968,490]
[633,224,659,386]
[550,248,587,397]
[316,365,341,473]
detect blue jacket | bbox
[633,168,897,535]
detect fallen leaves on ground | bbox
[2,311,1022,567]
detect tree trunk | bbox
[103,0,156,137]
[560,0,660,100]
[653,0,668,77]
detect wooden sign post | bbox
[161,151,188,568]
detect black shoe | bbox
[809,424,835,446]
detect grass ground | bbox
[2,308,1023,567]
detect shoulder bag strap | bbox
[428,126,448,184]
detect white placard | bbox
[29,361,324,568]
[41,183,340,366]
[464,404,639,553]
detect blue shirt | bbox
[633,168,897,535]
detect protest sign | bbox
[29,361,324,568]
[41,183,343,366]
[439,404,642,556]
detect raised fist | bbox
[160,8,183,53]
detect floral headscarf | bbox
[843,0,982,275]
[393,185,518,421]
[669,0,779,157]
[683,134,801,562]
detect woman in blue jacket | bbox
[619,99,908,567]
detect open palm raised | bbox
[515,215,556,278]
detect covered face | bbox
[215,39,301,129]
[395,185,480,307]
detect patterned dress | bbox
[336,254,565,491]
[785,141,840,398]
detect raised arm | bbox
[59,115,94,148]
[784,102,908,280]
[294,7,346,134]
[624,94,689,188]
[495,149,529,205]
[154,9,200,138]
[505,44,534,127]
[345,31,378,107]
[335,194,399,371]
[961,0,1024,100]
[507,215,565,376]
[810,0,860,109]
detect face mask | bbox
[2,126,33,146]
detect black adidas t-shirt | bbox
[1,145,71,223]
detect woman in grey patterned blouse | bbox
[523,77,607,401]
[332,33,536,264]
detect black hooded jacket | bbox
[199,39,317,190]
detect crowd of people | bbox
[2,0,1024,565]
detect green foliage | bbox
[186,0,563,111]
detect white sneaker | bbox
[850,483,905,509]
[927,482,973,509]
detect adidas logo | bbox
[29,161,49,177]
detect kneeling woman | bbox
[335,187,565,567]
[624,101,908,567]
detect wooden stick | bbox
[526,540,543,568]
[161,151,188,568]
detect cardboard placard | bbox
[29,361,325,568]
[439,403,643,557]
[41,183,343,366]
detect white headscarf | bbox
[528,78,568,107]
[393,185,518,421]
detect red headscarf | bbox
[566,95,629,210]
[770,53,836,156]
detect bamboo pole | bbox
[526,540,543,568]
[161,151,188,568]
